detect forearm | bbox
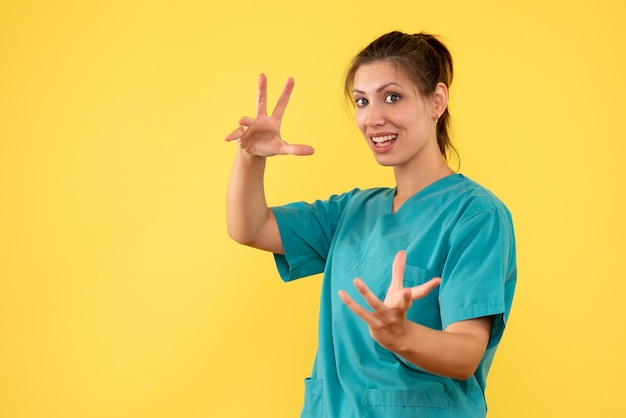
[390,318,492,380]
[226,149,283,253]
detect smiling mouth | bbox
[371,134,397,147]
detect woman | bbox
[225,31,516,418]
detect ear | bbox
[432,82,449,119]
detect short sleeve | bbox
[439,207,517,349]
[270,189,358,282]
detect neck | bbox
[392,156,454,212]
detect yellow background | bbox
[1,1,625,417]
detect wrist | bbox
[388,322,420,356]
[238,147,267,163]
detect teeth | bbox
[371,134,397,143]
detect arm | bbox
[338,250,492,380]
[226,150,283,253]
[388,314,492,380]
[225,74,314,253]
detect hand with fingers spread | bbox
[225,74,314,157]
[338,251,441,353]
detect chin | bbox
[371,153,399,167]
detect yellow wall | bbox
[1,1,625,417]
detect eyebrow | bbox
[352,82,403,95]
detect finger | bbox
[256,73,268,117]
[338,290,379,325]
[238,116,254,126]
[409,278,442,301]
[390,250,407,291]
[353,278,388,312]
[271,77,295,119]
[383,285,413,312]
[225,125,245,142]
[277,143,315,156]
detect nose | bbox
[363,102,385,127]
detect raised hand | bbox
[338,251,441,352]
[225,74,314,157]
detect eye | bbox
[384,93,400,103]
[355,97,368,107]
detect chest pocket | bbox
[401,264,443,330]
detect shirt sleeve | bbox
[439,206,517,349]
[270,189,358,282]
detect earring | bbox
[433,114,438,123]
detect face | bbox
[352,61,441,171]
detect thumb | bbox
[278,143,315,156]
[409,278,441,301]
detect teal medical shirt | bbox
[271,174,517,418]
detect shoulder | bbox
[450,175,513,223]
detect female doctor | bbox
[225,31,516,418]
